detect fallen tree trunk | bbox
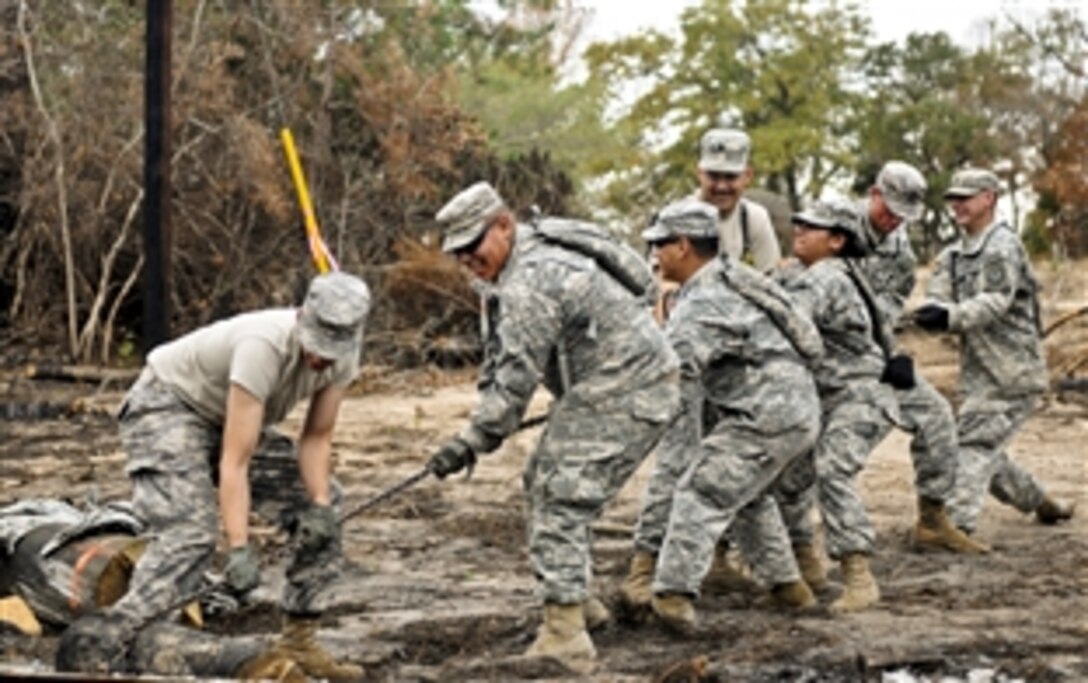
[24,364,140,385]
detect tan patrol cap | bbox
[944,168,1001,199]
[436,181,506,253]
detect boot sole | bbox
[910,529,991,554]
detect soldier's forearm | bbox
[297,431,333,505]
[218,461,251,547]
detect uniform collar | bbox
[960,219,1004,256]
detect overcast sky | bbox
[576,0,1077,47]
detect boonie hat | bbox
[698,128,750,175]
[298,272,370,361]
[642,199,719,243]
[437,181,506,253]
[876,161,927,221]
[944,168,1001,199]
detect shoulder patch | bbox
[984,260,1008,289]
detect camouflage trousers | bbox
[893,375,958,502]
[129,623,266,678]
[947,395,1046,532]
[106,371,339,633]
[652,415,820,596]
[524,378,679,605]
[776,392,895,558]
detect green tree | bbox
[583,0,872,224]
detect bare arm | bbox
[218,383,265,548]
[297,384,345,505]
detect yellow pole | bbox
[280,128,333,273]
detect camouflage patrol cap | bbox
[436,181,507,253]
[698,128,750,174]
[793,199,867,257]
[642,199,719,243]
[298,272,370,361]
[876,161,927,221]
[944,168,1001,199]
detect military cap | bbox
[944,168,1001,199]
[698,128,750,174]
[298,272,370,360]
[876,161,927,221]
[436,181,507,253]
[642,199,719,243]
[793,199,867,256]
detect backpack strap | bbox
[843,260,894,358]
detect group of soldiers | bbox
[47,127,1075,679]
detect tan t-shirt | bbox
[147,308,358,426]
[716,197,781,271]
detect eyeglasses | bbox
[647,236,681,248]
[452,223,492,257]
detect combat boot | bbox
[793,542,830,594]
[583,595,611,632]
[524,603,597,675]
[1036,496,1075,525]
[650,593,697,635]
[767,580,817,610]
[619,551,656,608]
[829,553,879,614]
[272,616,363,681]
[235,651,307,683]
[913,497,990,554]
[701,543,760,595]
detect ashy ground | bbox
[1,262,1086,682]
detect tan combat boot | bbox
[913,497,990,554]
[525,603,597,675]
[583,595,611,632]
[1036,496,1075,525]
[235,651,307,683]
[793,542,830,594]
[701,543,760,595]
[619,551,656,608]
[272,616,363,681]
[767,580,817,610]
[829,553,879,614]
[650,593,697,635]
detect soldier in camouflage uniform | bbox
[55,272,370,680]
[428,182,680,674]
[915,168,1074,534]
[813,162,990,576]
[773,200,900,613]
[614,200,821,633]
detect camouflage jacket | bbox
[666,259,818,445]
[777,259,894,413]
[853,202,917,328]
[926,220,1047,399]
[461,225,679,453]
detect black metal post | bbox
[143,0,173,351]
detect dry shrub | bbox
[368,238,480,368]
[0,1,575,365]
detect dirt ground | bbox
[1,262,1086,682]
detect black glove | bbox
[428,438,476,479]
[914,304,950,331]
[294,502,338,555]
[880,354,916,390]
[225,543,261,596]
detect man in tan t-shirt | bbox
[56,272,369,680]
[694,128,781,272]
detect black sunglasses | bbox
[647,236,681,248]
[452,223,493,256]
